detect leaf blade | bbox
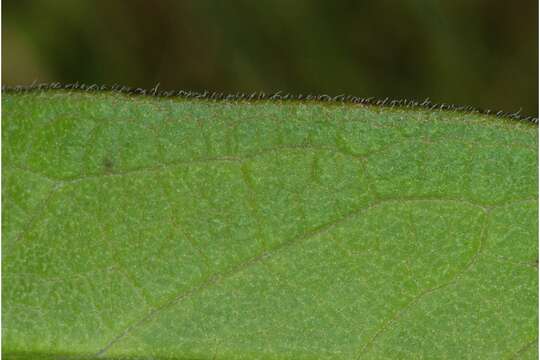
[3,91,538,359]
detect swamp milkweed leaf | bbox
[2,89,538,359]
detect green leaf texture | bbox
[2,91,538,359]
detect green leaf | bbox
[3,90,538,359]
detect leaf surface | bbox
[2,91,538,359]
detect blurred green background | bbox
[3,0,538,116]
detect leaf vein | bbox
[93,198,487,357]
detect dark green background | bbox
[3,0,538,116]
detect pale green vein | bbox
[94,198,487,357]
[354,209,490,358]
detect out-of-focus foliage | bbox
[2,0,538,116]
